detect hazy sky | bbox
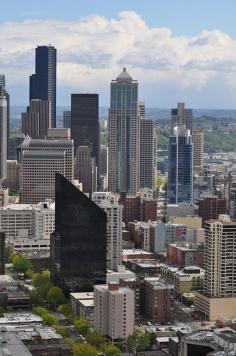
[1,0,236,108]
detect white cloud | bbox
[1,11,236,106]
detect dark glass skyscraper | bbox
[167,127,193,203]
[50,173,106,293]
[30,45,56,128]
[71,94,100,172]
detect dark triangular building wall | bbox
[50,173,106,293]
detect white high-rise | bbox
[0,92,7,180]
[108,68,139,194]
[92,192,122,271]
[93,283,134,340]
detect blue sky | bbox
[1,0,236,108]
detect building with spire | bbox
[108,68,139,194]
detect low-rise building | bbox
[167,242,204,267]
[70,292,94,321]
[0,328,32,355]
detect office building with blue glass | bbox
[168,127,193,204]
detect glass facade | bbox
[168,129,193,203]
[50,173,107,293]
[30,45,57,128]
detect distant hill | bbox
[10,106,236,128]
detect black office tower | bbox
[30,45,56,128]
[50,173,106,293]
[71,94,100,174]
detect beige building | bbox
[140,117,155,190]
[174,266,205,297]
[195,215,236,320]
[93,283,134,340]
[19,136,74,203]
[0,186,9,207]
[192,128,204,169]
[0,201,55,241]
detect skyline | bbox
[1,2,236,108]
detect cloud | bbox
[1,11,236,106]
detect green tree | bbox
[42,312,58,326]
[38,280,53,299]
[47,286,65,308]
[148,332,156,348]
[12,255,32,273]
[73,317,89,336]
[72,343,98,356]
[57,303,72,318]
[55,325,68,337]
[64,337,74,345]
[102,343,121,356]
[127,330,150,353]
[34,306,48,317]
[86,330,106,349]
[29,291,45,306]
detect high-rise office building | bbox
[30,45,56,127]
[167,127,193,203]
[0,75,9,160]
[50,173,106,293]
[0,90,8,180]
[0,232,5,274]
[140,118,155,189]
[71,94,99,173]
[228,171,236,219]
[92,192,123,271]
[93,283,134,340]
[75,146,97,195]
[63,110,71,128]
[138,101,145,119]
[108,68,139,194]
[192,128,204,169]
[171,102,192,134]
[19,136,74,203]
[22,99,51,139]
[195,215,236,320]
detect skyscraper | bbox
[30,45,56,128]
[50,173,106,293]
[75,145,97,195]
[108,68,139,194]
[195,215,236,320]
[0,75,9,160]
[71,94,99,173]
[21,99,51,139]
[0,232,6,275]
[171,102,192,134]
[140,118,155,189]
[192,128,204,169]
[0,90,8,180]
[168,127,193,203]
[63,110,71,128]
[19,136,74,203]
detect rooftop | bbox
[70,292,94,300]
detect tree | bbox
[47,286,65,308]
[127,330,150,353]
[64,337,74,345]
[86,330,106,349]
[72,343,98,356]
[148,332,156,348]
[73,317,89,336]
[55,325,68,337]
[102,343,121,356]
[42,312,58,326]
[34,306,48,317]
[57,303,72,318]
[12,255,32,274]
